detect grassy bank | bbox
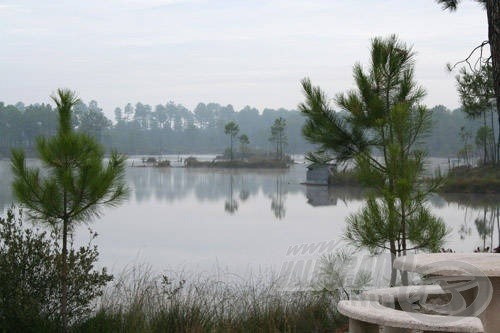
[73,267,343,333]
[185,157,290,169]
[440,165,500,193]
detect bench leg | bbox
[349,318,379,333]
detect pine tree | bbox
[224,121,239,161]
[269,117,287,160]
[299,36,447,286]
[10,89,128,332]
[239,134,250,157]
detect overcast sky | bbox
[0,0,488,118]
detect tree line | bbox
[0,100,495,160]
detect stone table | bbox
[394,253,500,333]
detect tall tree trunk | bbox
[487,0,500,166]
[483,208,487,250]
[491,108,497,163]
[483,112,488,164]
[230,136,233,161]
[400,204,409,286]
[490,209,494,251]
[61,217,68,333]
[390,241,397,287]
[496,207,499,248]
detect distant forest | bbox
[0,100,495,159]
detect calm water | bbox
[0,156,498,280]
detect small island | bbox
[183,155,291,169]
[440,165,500,194]
[133,117,292,169]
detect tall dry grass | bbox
[74,265,343,333]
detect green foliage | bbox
[345,197,447,254]
[74,101,112,144]
[0,207,112,332]
[458,126,474,166]
[476,126,494,152]
[224,121,240,161]
[269,117,287,160]
[11,90,127,228]
[312,250,372,300]
[304,150,334,166]
[456,64,497,164]
[0,98,492,158]
[10,88,128,332]
[238,134,250,156]
[224,121,239,137]
[300,35,447,286]
[457,64,494,118]
[442,165,500,192]
[238,134,249,145]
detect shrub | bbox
[0,207,112,332]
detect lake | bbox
[0,156,498,285]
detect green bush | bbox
[0,207,112,332]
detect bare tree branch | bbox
[447,40,491,72]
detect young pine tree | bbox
[224,121,239,161]
[299,35,448,286]
[11,89,128,332]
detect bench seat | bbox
[362,285,448,307]
[337,300,484,333]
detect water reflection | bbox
[125,167,300,219]
[2,158,500,276]
[127,167,296,205]
[475,209,494,251]
[225,175,238,214]
[306,185,365,206]
[440,193,500,252]
[458,221,472,241]
[440,193,500,209]
[1,159,500,233]
[270,176,287,219]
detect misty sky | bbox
[1,0,487,118]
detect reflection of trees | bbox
[439,193,500,210]
[238,175,250,202]
[459,215,472,241]
[428,194,447,208]
[474,208,496,252]
[441,193,500,251]
[126,166,299,205]
[270,176,287,219]
[224,175,239,214]
[459,223,472,240]
[306,185,365,207]
[193,172,229,202]
[239,190,250,201]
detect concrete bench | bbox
[362,285,448,309]
[337,300,484,333]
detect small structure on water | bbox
[305,163,336,185]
